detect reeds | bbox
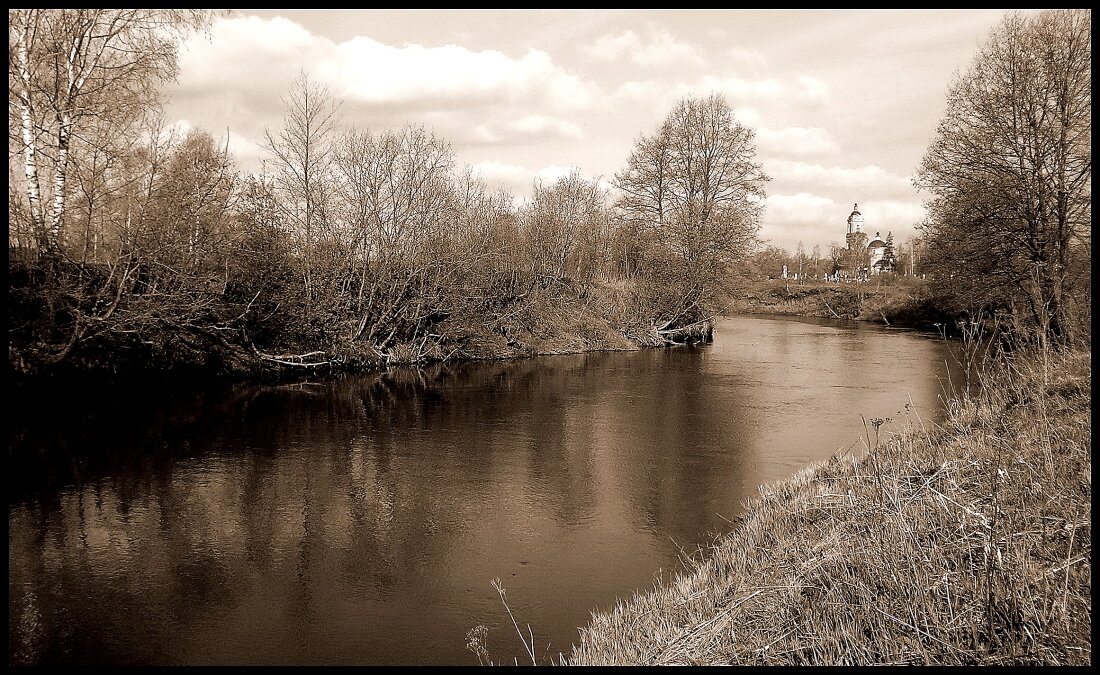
[566,344,1091,665]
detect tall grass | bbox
[566,343,1091,665]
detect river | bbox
[8,315,963,665]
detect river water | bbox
[8,315,963,665]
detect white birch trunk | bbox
[15,36,45,241]
[47,119,72,251]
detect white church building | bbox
[842,203,895,276]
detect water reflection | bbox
[9,315,959,665]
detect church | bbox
[840,203,895,277]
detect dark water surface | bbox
[8,315,962,665]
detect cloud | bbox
[166,118,194,137]
[174,16,600,125]
[759,193,840,250]
[767,192,839,224]
[170,15,611,172]
[535,165,579,184]
[491,115,583,142]
[733,106,763,128]
[226,130,265,165]
[613,73,829,112]
[176,16,329,99]
[755,127,839,157]
[511,115,582,139]
[703,74,828,107]
[469,160,531,191]
[796,76,829,106]
[765,160,911,192]
[859,200,925,234]
[723,46,767,75]
[327,38,598,111]
[467,161,586,196]
[586,28,704,68]
[450,114,584,147]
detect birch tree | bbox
[8,9,211,256]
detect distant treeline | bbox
[9,11,766,375]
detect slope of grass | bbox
[567,347,1091,665]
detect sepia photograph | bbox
[8,8,1091,666]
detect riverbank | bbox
[9,263,714,380]
[567,346,1091,665]
[727,278,957,331]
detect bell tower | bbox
[846,203,867,248]
[847,203,863,235]
[844,202,868,277]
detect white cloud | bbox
[755,127,839,157]
[176,16,330,94]
[699,75,787,102]
[168,118,194,136]
[765,160,911,192]
[702,74,828,107]
[859,200,925,234]
[328,38,597,111]
[796,76,829,106]
[464,115,582,146]
[469,160,530,189]
[466,161,593,197]
[226,130,265,164]
[613,73,829,111]
[510,115,583,139]
[535,165,578,184]
[759,193,840,250]
[176,16,600,116]
[723,46,767,75]
[732,106,763,128]
[586,29,704,68]
[767,192,839,225]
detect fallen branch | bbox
[250,346,331,368]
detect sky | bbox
[164,9,1023,252]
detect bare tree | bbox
[752,245,792,280]
[915,9,1091,342]
[332,124,456,356]
[827,243,845,278]
[523,170,610,288]
[617,94,767,266]
[614,93,768,330]
[264,71,342,312]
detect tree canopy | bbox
[915,9,1091,343]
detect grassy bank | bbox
[728,277,957,330]
[566,346,1091,665]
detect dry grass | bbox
[566,346,1091,665]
